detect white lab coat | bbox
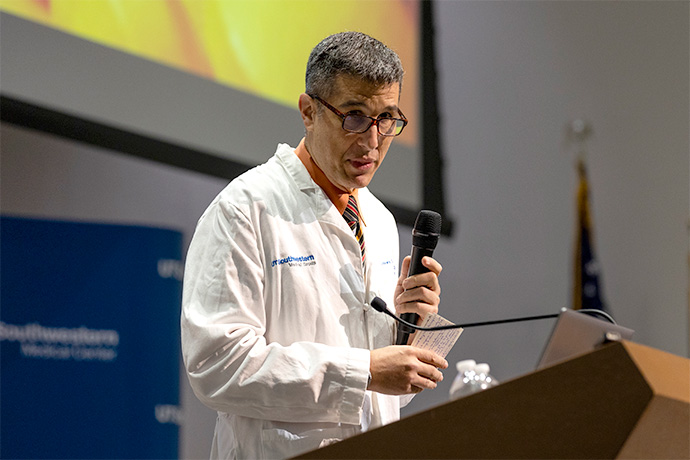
[181,144,403,459]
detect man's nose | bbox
[358,123,380,150]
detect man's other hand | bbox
[368,346,448,395]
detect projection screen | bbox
[0,1,449,229]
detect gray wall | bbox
[401,0,689,418]
[1,1,687,458]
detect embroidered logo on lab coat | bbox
[270,254,316,268]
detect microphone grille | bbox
[414,210,442,235]
[371,297,387,313]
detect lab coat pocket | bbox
[260,426,346,459]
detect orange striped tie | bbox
[342,195,365,263]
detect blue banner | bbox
[1,216,182,459]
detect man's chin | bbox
[350,175,374,190]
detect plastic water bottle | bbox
[449,359,499,400]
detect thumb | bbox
[417,349,449,369]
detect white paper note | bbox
[410,314,463,358]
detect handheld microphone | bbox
[395,210,442,345]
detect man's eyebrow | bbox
[339,100,400,114]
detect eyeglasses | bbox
[309,94,408,137]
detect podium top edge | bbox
[621,340,690,403]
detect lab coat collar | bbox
[275,143,355,229]
[275,143,318,193]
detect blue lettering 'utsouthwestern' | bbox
[271,254,316,268]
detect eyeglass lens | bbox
[343,115,404,136]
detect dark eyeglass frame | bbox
[309,94,408,137]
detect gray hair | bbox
[305,31,404,99]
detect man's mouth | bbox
[349,157,375,172]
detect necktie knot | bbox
[342,195,365,263]
[343,195,360,226]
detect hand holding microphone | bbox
[395,210,443,345]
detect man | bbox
[181,31,447,459]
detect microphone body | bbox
[396,245,434,340]
[395,210,442,345]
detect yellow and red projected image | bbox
[0,0,419,146]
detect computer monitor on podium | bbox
[537,308,634,369]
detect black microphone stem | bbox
[372,297,560,332]
[454,313,560,329]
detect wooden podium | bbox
[296,341,689,459]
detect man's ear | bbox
[298,93,316,131]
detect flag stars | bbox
[585,260,600,277]
[584,283,598,298]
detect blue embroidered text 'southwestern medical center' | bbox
[271,255,316,268]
